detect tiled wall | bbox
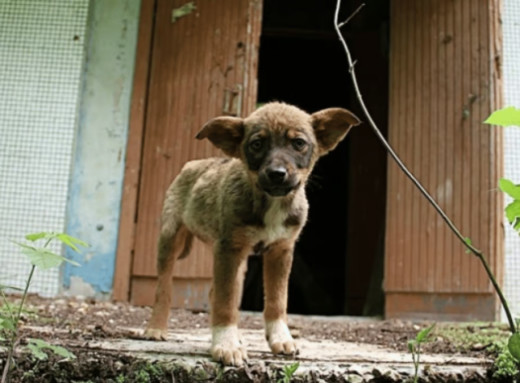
[502,0,520,318]
[0,0,89,296]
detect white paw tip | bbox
[211,325,248,366]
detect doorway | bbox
[241,0,389,316]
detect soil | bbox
[0,295,509,382]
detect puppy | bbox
[144,102,360,366]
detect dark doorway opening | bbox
[241,0,389,316]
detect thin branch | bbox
[334,0,516,334]
[0,290,15,322]
[14,266,35,330]
[338,3,365,28]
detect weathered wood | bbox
[386,292,497,322]
[131,276,212,310]
[113,0,156,301]
[116,0,262,308]
[385,0,503,319]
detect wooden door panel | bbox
[384,0,503,320]
[131,0,262,288]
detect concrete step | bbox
[80,328,492,382]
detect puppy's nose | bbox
[266,167,287,183]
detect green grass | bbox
[435,322,509,353]
[435,323,518,380]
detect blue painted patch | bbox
[62,0,139,295]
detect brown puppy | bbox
[144,102,360,366]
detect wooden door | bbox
[384,0,503,321]
[114,0,262,308]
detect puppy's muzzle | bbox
[266,166,287,183]
[258,166,300,197]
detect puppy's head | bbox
[196,102,361,197]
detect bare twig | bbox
[333,0,516,334]
[338,3,365,28]
[0,290,15,322]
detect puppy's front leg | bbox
[210,240,249,366]
[263,240,298,355]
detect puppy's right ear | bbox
[196,117,244,157]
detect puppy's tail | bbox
[177,231,193,260]
[157,224,193,271]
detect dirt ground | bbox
[0,295,510,382]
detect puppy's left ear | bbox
[312,108,361,155]
[196,116,244,157]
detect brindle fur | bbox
[144,102,360,366]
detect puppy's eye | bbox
[249,139,263,151]
[292,138,307,151]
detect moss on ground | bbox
[435,322,519,381]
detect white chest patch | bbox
[262,199,291,243]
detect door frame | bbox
[113,0,263,302]
[113,0,155,301]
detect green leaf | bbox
[48,344,76,360]
[505,201,520,225]
[499,179,520,200]
[24,232,88,252]
[27,339,76,361]
[408,339,416,352]
[484,106,520,127]
[27,342,48,360]
[17,243,62,269]
[0,283,22,291]
[416,324,435,343]
[15,242,80,269]
[508,333,520,362]
[55,233,88,252]
[514,218,520,233]
[25,232,49,242]
[171,2,196,23]
[0,317,15,332]
[285,362,299,376]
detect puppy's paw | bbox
[143,327,168,341]
[211,325,248,366]
[265,319,298,355]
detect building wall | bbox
[0,0,89,296]
[502,0,520,319]
[0,0,140,298]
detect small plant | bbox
[485,106,520,237]
[277,362,300,383]
[492,346,519,380]
[0,232,86,383]
[136,362,163,382]
[134,369,151,383]
[484,106,520,363]
[408,324,435,383]
[26,338,76,361]
[498,178,520,235]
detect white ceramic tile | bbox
[502,0,520,319]
[0,0,89,296]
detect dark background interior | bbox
[241,0,390,316]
